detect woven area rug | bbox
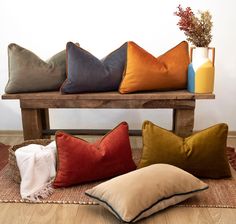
[0,145,236,208]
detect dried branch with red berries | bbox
[174,5,213,47]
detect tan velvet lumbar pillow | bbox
[85,164,208,223]
[119,41,189,93]
[5,43,67,93]
[139,121,231,178]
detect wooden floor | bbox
[0,134,236,224]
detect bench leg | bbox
[172,109,194,138]
[21,109,44,140]
[40,109,51,139]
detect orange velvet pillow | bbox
[119,41,189,93]
[53,122,136,188]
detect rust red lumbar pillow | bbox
[53,122,136,188]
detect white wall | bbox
[0,0,235,131]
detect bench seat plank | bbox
[2,90,215,100]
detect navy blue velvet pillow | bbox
[61,42,127,93]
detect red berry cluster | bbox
[174,5,195,33]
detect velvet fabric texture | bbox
[86,164,208,223]
[119,41,189,93]
[53,122,136,187]
[61,42,127,93]
[5,43,66,93]
[139,121,231,178]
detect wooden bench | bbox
[2,90,215,140]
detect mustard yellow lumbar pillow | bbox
[139,121,231,178]
[119,41,189,93]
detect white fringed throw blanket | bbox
[15,141,56,201]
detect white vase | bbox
[188,47,215,93]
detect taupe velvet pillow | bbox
[5,43,67,93]
[86,164,208,223]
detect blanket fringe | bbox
[25,181,54,202]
